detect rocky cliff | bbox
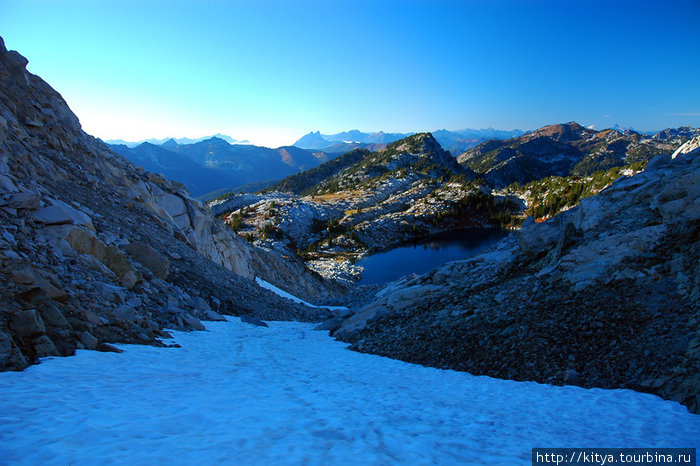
[332,143,700,413]
[0,38,340,371]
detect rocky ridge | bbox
[457,122,699,188]
[331,143,700,413]
[212,134,517,283]
[0,38,341,371]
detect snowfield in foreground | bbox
[0,319,698,465]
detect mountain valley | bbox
[1,34,698,424]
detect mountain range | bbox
[109,138,331,197]
[294,128,525,155]
[273,123,698,202]
[457,122,699,187]
[105,133,249,148]
[218,124,700,286]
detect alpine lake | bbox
[357,228,509,285]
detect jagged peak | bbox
[161,138,178,147]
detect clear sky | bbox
[2,0,699,147]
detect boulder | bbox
[31,335,59,358]
[240,315,269,327]
[78,253,114,276]
[32,199,94,230]
[79,331,98,350]
[9,310,45,338]
[124,242,170,280]
[334,300,386,339]
[563,369,580,383]
[7,192,40,210]
[0,331,13,367]
[33,279,68,303]
[0,330,29,371]
[65,227,138,288]
[191,296,211,312]
[183,315,205,331]
[97,342,123,353]
[113,305,139,323]
[204,310,227,321]
[91,281,126,304]
[37,304,71,330]
[313,316,345,334]
[81,309,106,326]
[158,193,188,219]
[518,215,563,255]
[10,265,36,284]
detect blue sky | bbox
[2,0,699,147]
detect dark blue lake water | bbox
[358,229,508,285]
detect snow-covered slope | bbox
[0,319,697,464]
[255,277,348,312]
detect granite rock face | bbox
[334,149,700,413]
[0,37,340,370]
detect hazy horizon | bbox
[2,0,699,147]
[100,122,660,150]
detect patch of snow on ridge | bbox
[0,320,697,465]
[255,277,348,312]
[672,135,700,158]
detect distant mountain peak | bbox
[162,138,178,147]
[104,134,243,148]
[527,121,592,142]
[199,136,232,146]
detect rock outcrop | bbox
[333,148,700,413]
[0,38,340,370]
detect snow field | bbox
[255,277,348,312]
[0,319,697,465]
